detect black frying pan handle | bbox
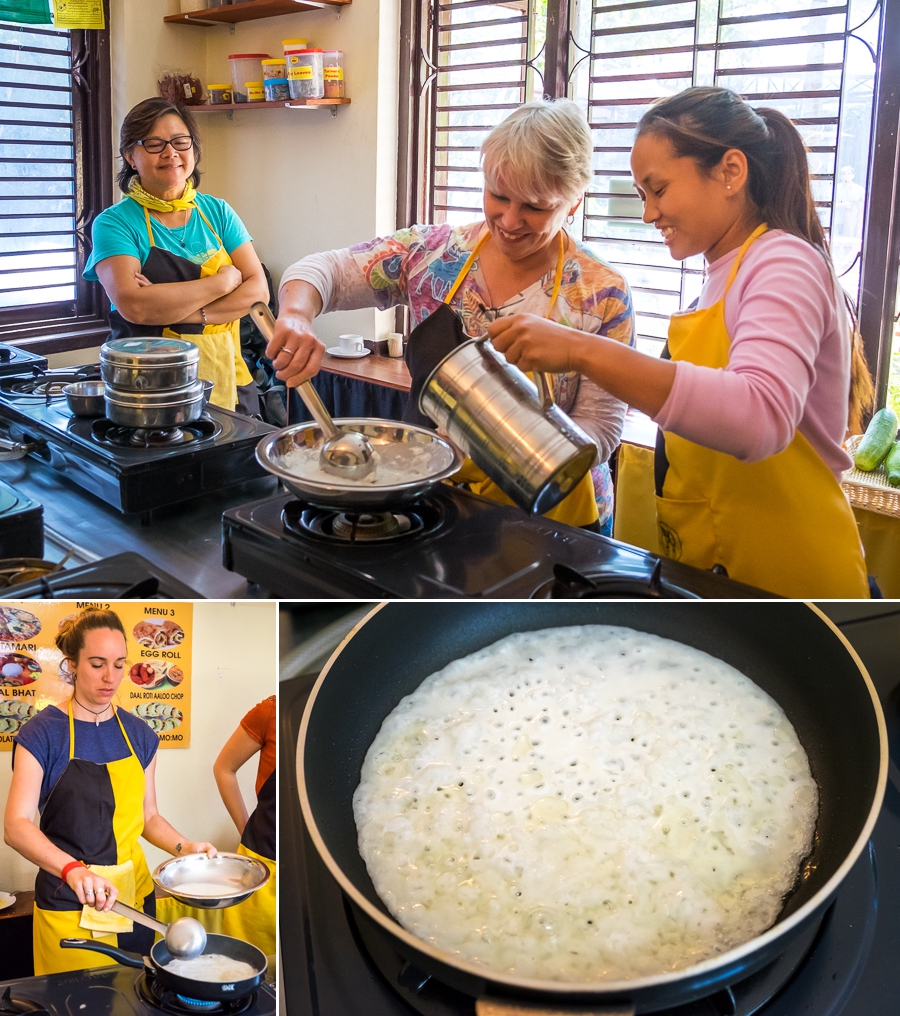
[59,937,145,969]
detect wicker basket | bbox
[842,434,900,518]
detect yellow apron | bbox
[655,223,869,597]
[33,703,153,975]
[446,230,599,526]
[142,206,253,410]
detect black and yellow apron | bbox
[108,204,253,410]
[404,229,598,527]
[156,769,275,958]
[32,702,155,975]
[653,223,869,597]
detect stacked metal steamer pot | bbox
[99,337,208,427]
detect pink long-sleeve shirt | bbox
[653,229,852,481]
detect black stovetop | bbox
[5,551,201,599]
[0,965,276,1015]
[278,603,900,1016]
[0,343,47,378]
[223,487,770,599]
[0,367,273,514]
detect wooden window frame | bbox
[0,12,112,355]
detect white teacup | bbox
[338,333,365,354]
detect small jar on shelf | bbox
[323,51,344,99]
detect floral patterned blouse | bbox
[281,221,635,529]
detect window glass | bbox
[0,23,76,311]
[571,0,883,357]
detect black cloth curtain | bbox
[288,373,409,424]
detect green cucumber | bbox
[854,407,899,471]
[885,441,900,487]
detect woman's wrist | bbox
[61,859,86,882]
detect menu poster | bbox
[0,602,192,750]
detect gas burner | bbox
[532,561,699,599]
[91,416,219,449]
[0,987,50,1015]
[351,897,824,1016]
[137,973,255,1015]
[0,368,100,401]
[282,497,447,544]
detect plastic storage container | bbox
[322,50,344,98]
[261,58,287,80]
[286,48,324,100]
[246,81,265,102]
[207,83,232,105]
[264,78,290,102]
[228,54,269,103]
[180,0,207,12]
[281,38,307,56]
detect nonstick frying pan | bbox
[60,932,267,1002]
[296,601,887,1015]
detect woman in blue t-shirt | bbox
[84,98,269,413]
[3,608,216,976]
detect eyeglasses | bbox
[136,135,194,154]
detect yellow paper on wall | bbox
[52,0,105,29]
[0,601,193,751]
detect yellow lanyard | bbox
[143,204,224,250]
[444,228,566,318]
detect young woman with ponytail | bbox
[489,86,873,598]
[4,609,217,975]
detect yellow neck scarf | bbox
[127,178,197,212]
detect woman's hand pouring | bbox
[488,314,583,374]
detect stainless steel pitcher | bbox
[419,337,598,515]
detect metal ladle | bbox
[111,900,207,959]
[249,302,376,480]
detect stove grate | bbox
[92,416,219,448]
[282,496,448,544]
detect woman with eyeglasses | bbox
[83,98,268,413]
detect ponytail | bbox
[56,609,126,664]
[637,86,874,433]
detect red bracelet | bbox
[61,860,86,882]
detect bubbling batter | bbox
[278,440,455,487]
[163,953,257,982]
[353,625,818,982]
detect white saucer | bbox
[0,892,16,911]
[326,346,371,359]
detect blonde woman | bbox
[268,100,635,533]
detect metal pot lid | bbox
[104,380,205,408]
[100,337,200,368]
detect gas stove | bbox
[0,965,275,1015]
[0,367,274,515]
[0,478,42,558]
[0,343,47,379]
[278,603,900,1016]
[4,551,201,598]
[223,486,769,598]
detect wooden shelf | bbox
[164,0,351,27]
[192,97,350,111]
